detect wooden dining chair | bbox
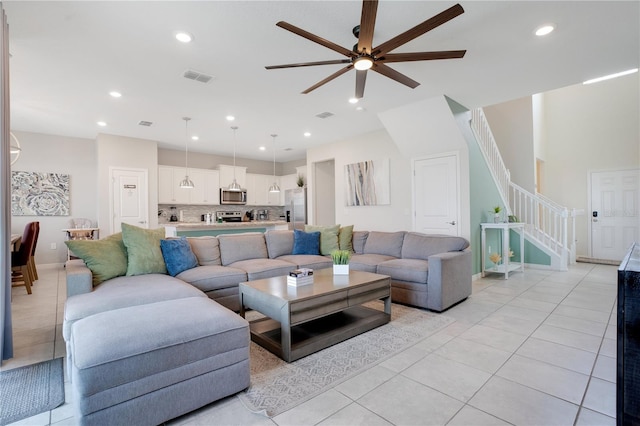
[28,221,40,282]
[11,222,38,294]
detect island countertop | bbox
[162,220,288,236]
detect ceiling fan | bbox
[265,1,466,99]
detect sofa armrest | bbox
[65,259,93,298]
[426,249,472,312]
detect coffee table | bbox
[239,268,391,362]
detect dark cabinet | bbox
[618,242,640,426]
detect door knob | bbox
[446,221,456,225]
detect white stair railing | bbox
[470,108,510,209]
[470,108,575,269]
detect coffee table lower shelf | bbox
[249,305,390,362]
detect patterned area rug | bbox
[0,357,65,426]
[238,301,454,417]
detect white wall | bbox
[11,131,96,264]
[379,96,471,240]
[307,129,413,232]
[96,133,159,235]
[542,73,639,257]
[483,96,536,193]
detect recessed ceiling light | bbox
[355,106,366,112]
[304,132,311,137]
[226,115,235,121]
[535,24,555,36]
[191,136,199,141]
[583,68,638,85]
[348,98,359,104]
[97,121,107,127]
[259,146,266,151]
[175,31,193,43]
[109,91,122,98]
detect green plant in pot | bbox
[492,206,503,223]
[296,174,305,188]
[331,250,351,275]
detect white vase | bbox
[333,264,349,275]
[494,213,500,223]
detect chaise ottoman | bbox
[69,296,250,426]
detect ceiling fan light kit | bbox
[266,1,466,99]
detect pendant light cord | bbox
[183,117,191,174]
[231,126,238,182]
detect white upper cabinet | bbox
[218,165,247,189]
[158,166,219,205]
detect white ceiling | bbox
[4,1,639,162]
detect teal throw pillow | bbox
[292,230,320,255]
[160,237,199,276]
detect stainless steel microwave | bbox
[220,188,247,205]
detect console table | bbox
[481,222,525,279]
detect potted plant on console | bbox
[331,250,351,275]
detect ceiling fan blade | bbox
[357,0,378,54]
[372,3,464,56]
[276,21,355,58]
[371,63,420,89]
[380,50,466,63]
[266,59,351,70]
[355,70,367,99]
[301,65,354,94]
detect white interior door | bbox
[414,153,459,235]
[111,167,149,233]
[591,169,639,261]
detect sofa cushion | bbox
[64,233,127,285]
[338,225,354,252]
[349,253,397,273]
[276,254,333,270]
[377,258,429,284]
[292,230,320,255]
[63,274,205,341]
[187,236,222,266]
[352,231,369,254]
[121,223,167,276]
[265,230,294,258]
[304,224,340,255]
[218,233,268,266]
[401,233,470,260]
[363,231,406,258]
[177,265,247,293]
[160,237,199,277]
[229,258,295,281]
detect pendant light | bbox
[228,126,242,191]
[268,134,280,193]
[10,132,21,166]
[179,117,194,189]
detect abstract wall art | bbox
[344,159,390,206]
[11,171,70,216]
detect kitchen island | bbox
[163,220,288,237]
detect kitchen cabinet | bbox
[246,173,281,205]
[158,165,190,204]
[158,166,219,205]
[218,165,246,189]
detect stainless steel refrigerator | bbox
[285,188,307,230]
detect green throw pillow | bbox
[121,223,167,276]
[304,224,340,255]
[339,225,354,252]
[65,233,127,286]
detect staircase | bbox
[470,108,580,271]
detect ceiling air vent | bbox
[315,112,334,119]
[183,69,214,83]
[138,120,153,127]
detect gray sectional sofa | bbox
[63,228,470,425]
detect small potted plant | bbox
[492,206,502,223]
[331,250,351,275]
[296,174,305,188]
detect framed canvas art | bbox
[11,171,70,216]
[344,159,390,206]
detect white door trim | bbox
[411,151,461,236]
[109,166,149,234]
[587,166,640,259]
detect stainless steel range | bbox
[215,211,243,222]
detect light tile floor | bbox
[2,262,618,426]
